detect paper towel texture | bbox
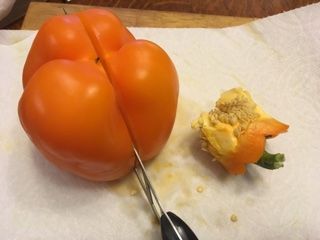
[1,3,320,240]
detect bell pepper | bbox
[18,9,179,181]
[192,88,289,174]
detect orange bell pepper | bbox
[192,88,288,174]
[18,9,179,181]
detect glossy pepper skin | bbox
[18,9,179,181]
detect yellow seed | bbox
[196,186,204,193]
[229,115,238,126]
[218,114,227,123]
[230,214,238,222]
[233,127,241,138]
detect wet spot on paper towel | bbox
[150,215,159,226]
[110,97,211,216]
[162,97,203,158]
[214,209,228,228]
[14,42,30,59]
[195,215,208,226]
[144,226,161,240]
[130,189,138,196]
[146,97,215,211]
[108,173,140,197]
[149,159,196,200]
[116,188,149,220]
[175,199,190,209]
[0,137,14,153]
[150,159,174,171]
[166,97,214,172]
[246,197,255,206]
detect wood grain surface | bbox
[3,0,319,29]
[22,2,254,29]
[44,0,319,17]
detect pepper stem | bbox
[255,151,285,170]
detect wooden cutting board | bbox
[22,2,254,29]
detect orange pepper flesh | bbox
[222,118,289,174]
[19,9,179,181]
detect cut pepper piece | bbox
[192,88,289,175]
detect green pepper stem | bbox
[255,151,285,170]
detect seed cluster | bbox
[209,94,260,137]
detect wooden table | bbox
[26,0,320,17]
[22,2,254,29]
[4,0,320,29]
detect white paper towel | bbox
[1,3,320,240]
